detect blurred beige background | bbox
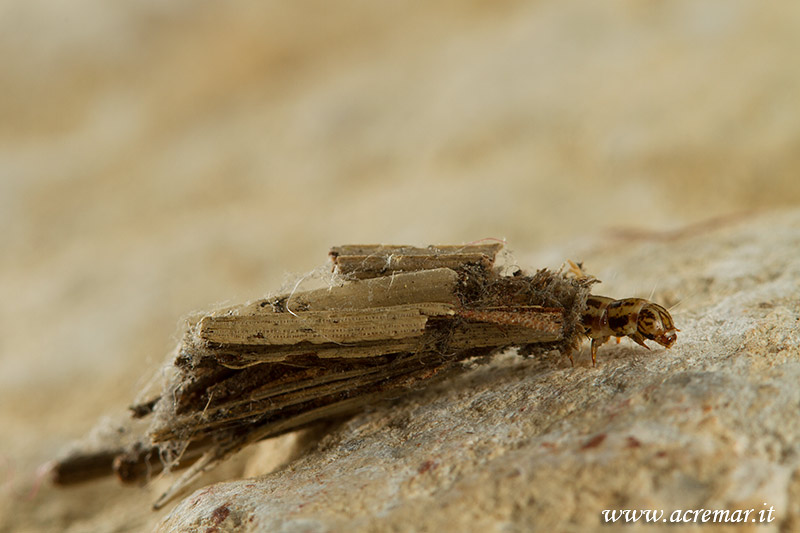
[1,1,799,531]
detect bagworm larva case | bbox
[52,243,675,509]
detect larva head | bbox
[637,303,678,348]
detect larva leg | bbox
[590,336,610,367]
[628,332,650,350]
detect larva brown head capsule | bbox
[636,302,678,349]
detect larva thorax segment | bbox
[581,296,678,366]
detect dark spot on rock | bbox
[209,503,231,526]
[418,459,437,474]
[581,433,606,449]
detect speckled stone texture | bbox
[158,210,800,532]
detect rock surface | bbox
[159,209,800,532]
